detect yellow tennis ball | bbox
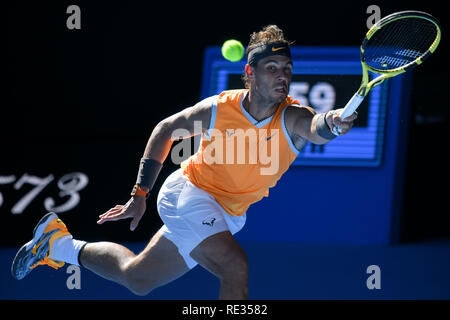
[221,39,244,62]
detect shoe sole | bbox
[11,212,59,280]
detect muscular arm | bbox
[285,105,357,147]
[143,95,215,163]
[284,105,329,147]
[97,95,215,229]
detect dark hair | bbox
[242,25,293,88]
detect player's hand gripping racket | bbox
[333,10,441,135]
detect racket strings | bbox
[368,19,435,68]
[364,17,438,70]
[369,19,432,67]
[372,19,433,58]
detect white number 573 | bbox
[0,172,88,214]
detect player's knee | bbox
[125,275,155,296]
[130,285,152,297]
[123,265,156,296]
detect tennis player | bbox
[12,25,357,299]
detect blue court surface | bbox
[2,239,450,300]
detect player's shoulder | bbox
[194,94,219,110]
[284,103,316,119]
[217,89,247,104]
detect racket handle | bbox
[332,93,365,135]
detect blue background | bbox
[201,46,412,245]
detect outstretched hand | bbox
[97,196,146,231]
[325,109,358,135]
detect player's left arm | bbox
[285,105,357,146]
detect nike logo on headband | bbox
[272,47,286,52]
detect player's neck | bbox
[244,90,279,122]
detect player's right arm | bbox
[97,95,216,230]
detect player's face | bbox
[252,55,293,104]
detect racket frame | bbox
[333,10,441,134]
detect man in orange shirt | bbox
[12,25,357,299]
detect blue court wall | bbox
[235,75,411,245]
[201,47,413,245]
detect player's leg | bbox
[156,169,249,299]
[190,231,248,300]
[11,212,190,296]
[79,227,190,296]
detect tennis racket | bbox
[333,10,441,135]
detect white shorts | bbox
[157,168,247,269]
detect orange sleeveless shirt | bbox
[181,89,300,216]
